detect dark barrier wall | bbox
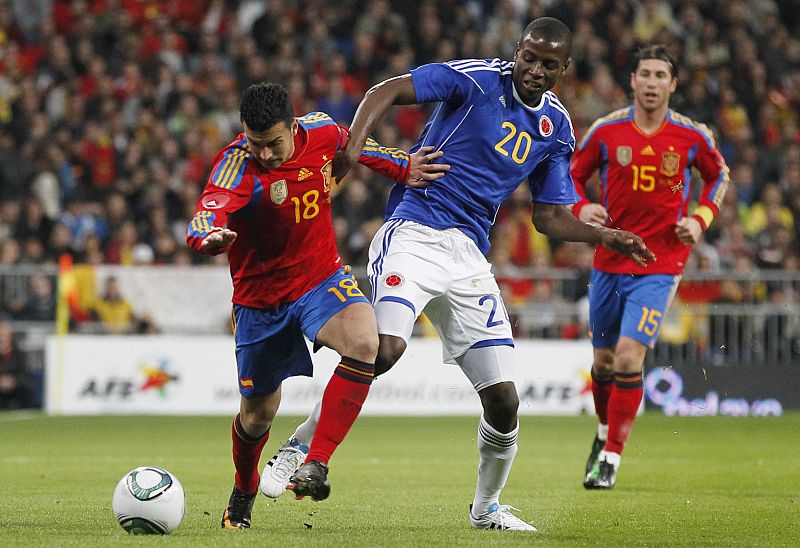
[644,365,800,416]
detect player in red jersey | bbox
[187,83,448,528]
[570,45,729,489]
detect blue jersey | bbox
[386,58,578,254]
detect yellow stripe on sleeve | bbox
[212,151,237,188]
[219,150,246,189]
[213,150,243,189]
[693,205,715,230]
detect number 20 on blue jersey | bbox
[494,121,532,164]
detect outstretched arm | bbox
[570,121,610,225]
[350,134,449,187]
[532,202,655,267]
[186,147,252,256]
[332,75,418,181]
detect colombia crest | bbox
[383,272,405,288]
[539,115,553,137]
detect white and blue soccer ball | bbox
[112,466,186,534]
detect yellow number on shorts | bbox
[636,306,662,336]
[327,278,365,303]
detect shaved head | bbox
[520,17,573,60]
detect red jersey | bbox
[570,107,729,275]
[187,112,410,307]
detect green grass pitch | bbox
[1,412,798,547]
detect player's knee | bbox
[239,391,280,436]
[374,356,392,377]
[375,335,405,376]
[239,406,274,437]
[613,338,647,373]
[479,382,519,432]
[614,349,644,374]
[344,330,379,364]
[592,349,615,378]
[592,360,614,379]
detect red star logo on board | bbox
[578,370,592,396]
[139,360,179,396]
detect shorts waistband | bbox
[398,219,473,242]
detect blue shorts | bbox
[588,270,680,349]
[233,267,369,397]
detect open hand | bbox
[406,146,451,188]
[599,228,656,267]
[331,149,356,185]
[674,216,702,245]
[578,203,609,225]
[200,227,237,253]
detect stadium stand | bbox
[1,0,800,407]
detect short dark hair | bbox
[521,17,573,58]
[633,45,678,78]
[239,83,294,131]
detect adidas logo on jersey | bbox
[499,95,506,107]
[641,145,655,156]
[298,168,313,180]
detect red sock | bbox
[231,414,269,494]
[591,370,614,426]
[605,372,643,455]
[306,356,374,464]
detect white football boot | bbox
[470,502,537,531]
[260,437,308,498]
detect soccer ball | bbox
[112,466,186,534]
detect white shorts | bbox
[368,220,514,365]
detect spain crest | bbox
[321,160,333,192]
[616,146,632,166]
[270,179,288,205]
[661,152,680,177]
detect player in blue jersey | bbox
[261,17,654,531]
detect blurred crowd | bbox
[0,0,800,326]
